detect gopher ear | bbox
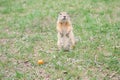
[59,12,62,15]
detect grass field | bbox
[0,0,120,80]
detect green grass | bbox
[0,0,120,80]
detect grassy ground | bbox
[0,0,120,80]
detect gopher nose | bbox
[63,16,66,20]
[63,16,66,18]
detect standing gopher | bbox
[57,12,75,51]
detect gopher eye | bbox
[59,13,62,15]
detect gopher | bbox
[57,12,75,51]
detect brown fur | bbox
[57,12,75,51]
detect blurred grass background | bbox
[0,0,120,80]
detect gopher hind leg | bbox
[69,31,75,48]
